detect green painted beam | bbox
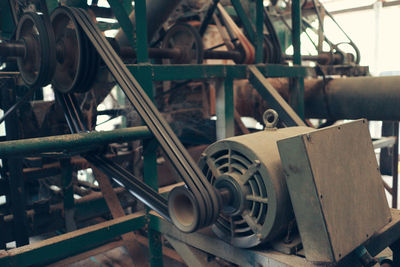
[108,0,136,50]
[134,0,150,63]
[0,212,146,266]
[255,0,264,63]
[128,64,310,81]
[0,126,151,157]
[46,0,59,13]
[290,0,305,119]
[0,1,16,38]
[231,0,256,43]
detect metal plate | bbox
[277,119,391,263]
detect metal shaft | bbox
[119,47,181,59]
[119,46,242,62]
[0,42,26,58]
[284,53,343,65]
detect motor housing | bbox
[198,119,314,248]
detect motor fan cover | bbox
[198,126,314,248]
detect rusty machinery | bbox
[0,0,398,267]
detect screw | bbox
[306,134,311,141]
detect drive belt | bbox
[57,92,171,222]
[56,6,220,231]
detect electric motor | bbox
[198,110,315,247]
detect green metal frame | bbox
[0,0,307,266]
[0,212,146,266]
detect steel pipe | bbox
[305,76,400,121]
[236,76,400,122]
[0,126,151,157]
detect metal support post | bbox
[380,121,399,208]
[108,0,136,50]
[291,0,304,119]
[231,0,255,42]
[216,76,234,140]
[134,0,149,63]
[255,0,264,63]
[0,1,16,38]
[60,158,76,232]
[138,2,162,257]
[144,139,163,267]
[2,79,29,247]
[393,122,399,208]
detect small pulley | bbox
[161,23,204,64]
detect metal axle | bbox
[118,46,242,62]
[0,41,26,58]
[284,52,345,65]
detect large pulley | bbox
[50,7,99,93]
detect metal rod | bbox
[0,42,26,58]
[203,50,242,61]
[284,53,343,65]
[0,126,151,157]
[393,122,399,208]
[199,0,220,36]
[119,47,181,59]
[119,46,242,61]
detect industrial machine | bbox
[0,0,398,266]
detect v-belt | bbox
[59,7,220,231]
[57,92,171,222]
